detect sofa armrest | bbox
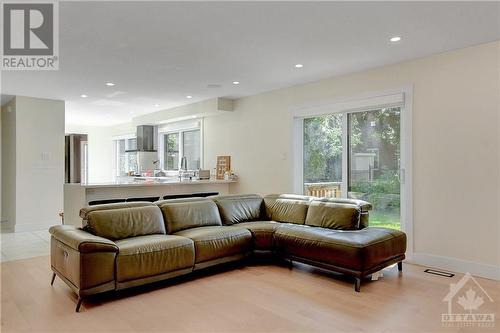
[49,225,118,253]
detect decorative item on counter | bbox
[216,156,231,180]
[224,170,238,181]
[198,169,210,180]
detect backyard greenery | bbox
[369,210,401,230]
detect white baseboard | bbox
[14,221,58,232]
[407,252,500,281]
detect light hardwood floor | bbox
[1,256,499,333]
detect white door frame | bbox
[291,86,413,259]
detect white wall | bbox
[75,41,500,277]
[1,96,65,232]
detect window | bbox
[164,133,179,170]
[158,120,202,171]
[113,136,137,176]
[303,113,343,198]
[183,130,201,170]
[300,106,402,230]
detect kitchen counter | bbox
[65,178,236,189]
[64,178,237,227]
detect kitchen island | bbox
[64,178,236,227]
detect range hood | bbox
[125,125,157,152]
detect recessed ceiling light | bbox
[295,64,303,68]
[153,103,160,107]
[232,81,240,85]
[105,82,115,86]
[186,95,193,99]
[80,94,88,98]
[389,36,401,43]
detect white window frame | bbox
[112,133,136,177]
[291,86,413,260]
[158,119,204,172]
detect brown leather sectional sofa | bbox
[49,194,406,312]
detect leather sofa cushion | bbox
[157,198,222,234]
[305,201,361,230]
[80,202,155,220]
[212,194,264,225]
[115,234,194,282]
[175,226,252,263]
[263,194,313,224]
[274,225,406,271]
[231,221,281,250]
[86,206,166,240]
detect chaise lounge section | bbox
[49,194,406,311]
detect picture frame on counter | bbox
[216,156,231,180]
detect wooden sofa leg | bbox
[354,277,361,292]
[397,261,403,272]
[50,272,56,286]
[75,297,84,312]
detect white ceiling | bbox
[1,1,499,126]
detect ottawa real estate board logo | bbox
[1,1,59,70]
[442,272,495,328]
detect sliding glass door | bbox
[302,107,401,229]
[348,108,401,229]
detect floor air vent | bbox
[424,268,455,278]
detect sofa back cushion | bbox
[305,200,361,230]
[156,198,222,234]
[86,205,166,240]
[80,202,155,226]
[263,194,313,224]
[211,194,264,225]
[314,197,371,229]
[314,197,372,212]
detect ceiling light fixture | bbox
[153,103,160,107]
[295,64,303,68]
[232,81,240,85]
[80,94,88,98]
[186,95,193,99]
[389,36,401,43]
[105,82,115,86]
